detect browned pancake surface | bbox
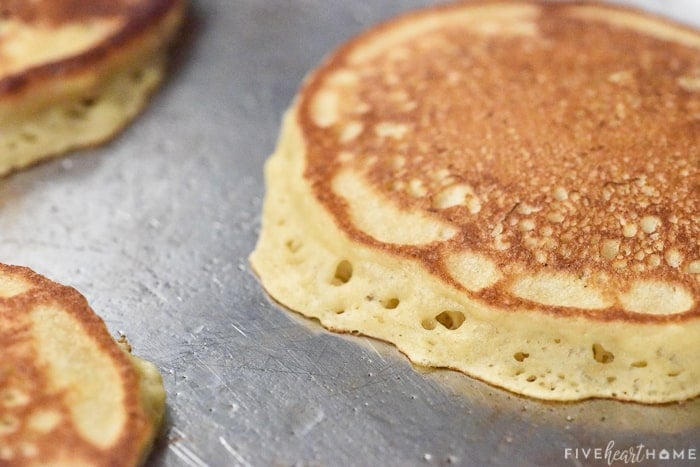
[297,1,700,322]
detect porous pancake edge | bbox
[250,110,700,403]
[0,0,185,177]
[0,264,165,465]
[295,0,700,322]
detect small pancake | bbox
[0,0,185,176]
[251,1,700,403]
[0,263,165,465]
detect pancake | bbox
[0,263,166,465]
[0,0,185,176]
[250,1,700,403]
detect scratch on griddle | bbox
[118,247,163,282]
[139,282,169,304]
[294,408,325,437]
[193,354,242,404]
[241,364,316,377]
[230,322,248,338]
[367,409,395,427]
[219,436,253,467]
[367,341,387,362]
[169,441,209,467]
[304,340,332,376]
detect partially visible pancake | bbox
[0,0,185,176]
[251,1,700,403]
[0,263,166,465]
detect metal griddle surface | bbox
[1,1,698,466]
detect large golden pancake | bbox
[251,1,700,403]
[0,0,185,176]
[0,264,165,466]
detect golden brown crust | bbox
[296,0,700,323]
[0,264,155,466]
[0,0,185,97]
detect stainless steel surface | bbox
[1,1,698,466]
